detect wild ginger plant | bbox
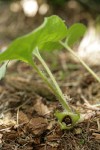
[0,15,100,129]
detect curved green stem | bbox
[29,60,55,94]
[59,41,100,83]
[33,48,72,112]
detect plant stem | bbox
[29,60,55,94]
[59,41,100,83]
[33,48,72,112]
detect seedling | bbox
[0,15,100,129]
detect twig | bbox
[81,95,100,111]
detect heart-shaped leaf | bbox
[0,15,67,64]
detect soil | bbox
[0,1,100,150]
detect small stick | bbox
[81,95,100,111]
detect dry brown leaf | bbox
[27,117,48,135]
[34,98,50,116]
[18,111,29,124]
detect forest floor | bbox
[0,1,100,150]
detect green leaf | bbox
[0,15,67,64]
[66,23,86,46]
[0,61,8,80]
[39,41,62,51]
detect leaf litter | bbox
[0,59,99,150]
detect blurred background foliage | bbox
[0,0,100,65]
[0,0,100,12]
[48,0,69,6]
[76,0,100,13]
